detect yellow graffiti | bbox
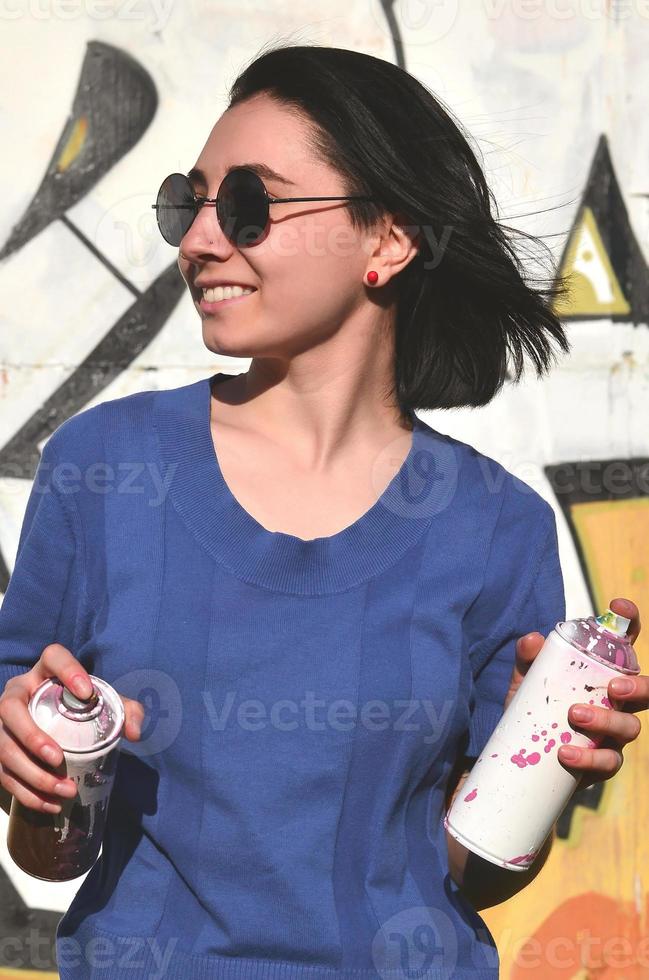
[0,971,58,979]
[482,495,649,976]
[56,116,88,172]
[554,206,630,318]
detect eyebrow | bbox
[186,163,296,189]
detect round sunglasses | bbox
[151,167,376,247]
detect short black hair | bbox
[228,43,571,417]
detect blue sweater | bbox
[0,372,565,979]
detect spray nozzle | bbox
[595,608,631,637]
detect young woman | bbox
[0,43,646,980]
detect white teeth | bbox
[202,285,255,302]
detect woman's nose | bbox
[179,200,234,261]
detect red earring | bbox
[366,270,379,285]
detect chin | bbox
[200,329,255,357]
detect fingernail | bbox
[72,674,93,698]
[41,745,60,765]
[560,747,580,761]
[610,678,634,695]
[55,781,75,796]
[571,706,593,723]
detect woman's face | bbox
[177,93,385,359]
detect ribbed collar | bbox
[153,372,446,595]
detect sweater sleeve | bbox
[463,492,566,762]
[0,432,84,692]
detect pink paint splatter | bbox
[541,730,547,736]
[551,722,558,729]
[544,739,556,754]
[560,732,573,743]
[531,734,540,742]
[588,699,595,705]
[490,753,498,757]
[508,851,538,866]
[511,750,541,767]
[601,696,612,709]
[463,788,477,802]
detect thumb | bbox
[119,695,145,742]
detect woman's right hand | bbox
[0,643,144,814]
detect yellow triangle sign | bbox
[553,206,630,317]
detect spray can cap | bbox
[61,685,100,712]
[595,608,631,637]
[556,607,640,674]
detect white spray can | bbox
[445,608,640,871]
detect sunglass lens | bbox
[217,169,269,246]
[155,174,197,246]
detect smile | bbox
[198,286,256,313]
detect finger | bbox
[568,703,642,747]
[0,691,66,768]
[558,742,624,778]
[512,632,545,685]
[0,760,67,814]
[608,674,649,713]
[120,696,145,741]
[609,597,641,644]
[36,643,94,700]
[0,727,76,802]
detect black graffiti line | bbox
[0,262,186,595]
[61,214,141,299]
[380,0,406,69]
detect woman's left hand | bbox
[507,597,646,791]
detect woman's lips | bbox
[198,290,255,313]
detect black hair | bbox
[228,43,571,417]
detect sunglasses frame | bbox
[151,167,377,247]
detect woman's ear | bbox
[366,212,421,282]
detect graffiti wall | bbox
[0,1,648,977]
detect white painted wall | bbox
[0,0,647,915]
